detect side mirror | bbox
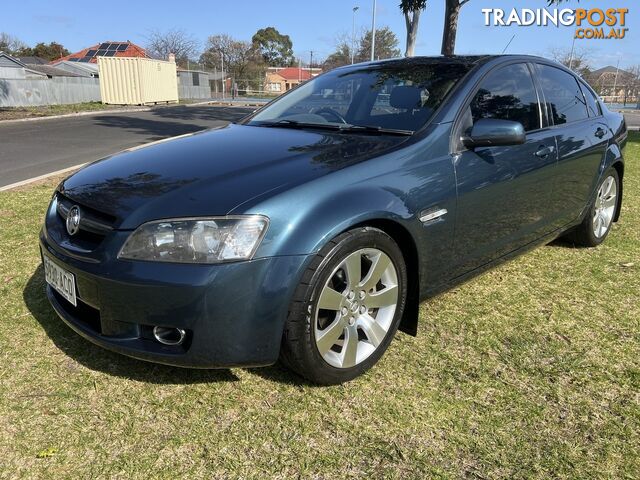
[461,118,526,149]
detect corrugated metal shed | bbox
[51,60,100,78]
[98,56,178,105]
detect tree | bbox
[441,0,471,55]
[399,0,426,57]
[145,29,199,66]
[200,34,264,89]
[550,47,591,77]
[358,27,401,61]
[323,45,351,71]
[0,32,27,55]
[16,42,70,60]
[324,27,400,71]
[251,27,294,67]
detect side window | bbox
[470,63,540,132]
[536,64,589,125]
[581,82,601,117]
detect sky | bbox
[2,0,637,70]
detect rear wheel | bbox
[565,167,620,247]
[280,227,407,385]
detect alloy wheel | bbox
[593,175,617,238]
[313,248,399,369]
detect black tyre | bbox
[564,167,620,247]
[280,227,408,385]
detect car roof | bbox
[342,54,554,70]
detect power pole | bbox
[220,53,225,100]
[352,6,359,64]
[310,51,314,75]
[568,34,576,70]
[370,0,377,61]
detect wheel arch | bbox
[602,142,624,223]
[349,218,420,337]
[611,160,624,222]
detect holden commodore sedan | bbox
[41,55,627,384]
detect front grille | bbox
[55,193,116,250]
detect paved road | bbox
[623,111,640,129]
[0,105,254,188]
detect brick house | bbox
[264,67,321,94]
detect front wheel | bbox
[280,227,407,385]
[564,167,620,247]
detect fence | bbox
[178,85,211,100]
[0,77,101,107]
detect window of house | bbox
[470,63,541,132]
[192,72,200,87]
[536,64,589,125]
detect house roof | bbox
[17,56,49,65]
[25,64,83,77]
[0,52,48,77]
[54,41,148,64]
[587,66,636,85]
[274,67,313,81]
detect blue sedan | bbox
[40,55,627,384]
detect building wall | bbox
[0,77,101,107]
[178,85,211,99]
[177,71,211,99]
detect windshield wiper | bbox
[258,120,413,136]
[338,124,414,136]
[258,119,344,131]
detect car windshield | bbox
[247,60,475,134]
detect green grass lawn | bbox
[1,135,638,479]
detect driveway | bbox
[0,105,254,188]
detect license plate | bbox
[43,253,77,306]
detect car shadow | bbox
[546,237,580,249]
[92,115,207,140]
[150,106,254,122]
[23,265,239,385]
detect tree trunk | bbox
[404,10,421,57]
[441,1,460,56]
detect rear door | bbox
[534,63,609,228]
[452,62,559,274]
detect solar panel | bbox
[78,57,91,62]
[107,43,118,50]
[67,58,79,62]
[104,51,116,57]
[96,49,107,56]
[99,43,110,49]
[86,49,97,57]
[117,44,128,51]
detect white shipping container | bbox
[98,57,178,105]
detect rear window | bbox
[536,64,589,125]
[580,82,602,117]
[248,61,474,133]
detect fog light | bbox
[152,326,186,346]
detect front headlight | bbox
[118,216,269,264]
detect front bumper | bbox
[40,230,311,368]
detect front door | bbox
[452,62,559,275]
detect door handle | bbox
[534,145,555,158]
[595,127,606,139]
